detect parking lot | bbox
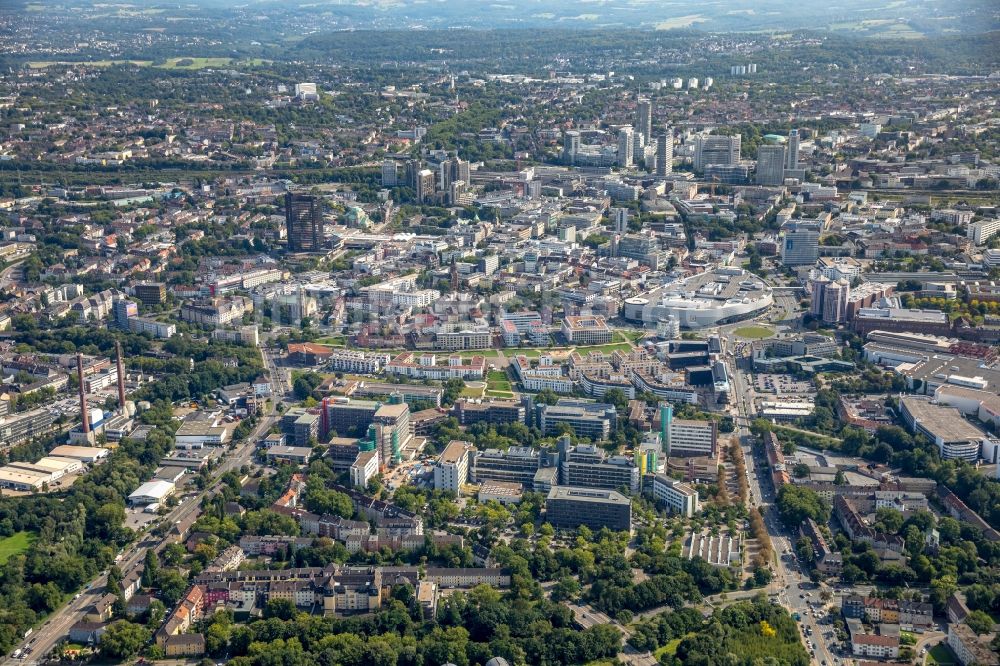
[751,373,814,395]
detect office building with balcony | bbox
[559,441,639,493]
[470,447,541,487]
[538,399,617,440]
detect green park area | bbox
[485,371,514,398]
[0,532,36,564]
[733,325,775,339]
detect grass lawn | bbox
[313,336,347,346]
[573,342,634,355]
[456,349,500,358]
[0,532,36,564]
[928,644,957,665]
[732,325,775,339]
[485,390,515,399]
[459,386,484,398]
[486,369,513,393]
[653,637,683,659]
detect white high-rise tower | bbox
[617,127,634,168]
[787,129,800,170]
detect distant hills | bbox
[9,0,999,37]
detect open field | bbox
[654,15,708,30]
[733,325,775,339]
[0,532,36,564]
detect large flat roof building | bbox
[545,486,632,532]
[899,396,990,462]
[852,307,951,337]
[48,445,110,462]
[623,267,773,329]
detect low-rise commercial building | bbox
[266,446,314,465]
[478,480,524,505]
[128,480,176,506]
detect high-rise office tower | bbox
[405,159,421,189]
[636,98,652,141]
[755,144,786,186]
[781,222,820,266]
[655,130,673,178]
[617,127,634,168]
[381,160,397,187]
[563,131,580,165]
[787,129,800,170]
[821,278,850,324]
[285,193,322,252]
[438,161,450,190]
[810,275,830,318]
[633,132,646,162]
[694,134,741,172]
[416,169,435,203]
[440,155,470,190]
[611,207,629,235]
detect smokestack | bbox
[115,341,127,411]
[77,352,90,434]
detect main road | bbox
[5,346,288,666]
[724,335,841,666]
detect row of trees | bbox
[185,583,621,666]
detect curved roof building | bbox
[624,267,773,329]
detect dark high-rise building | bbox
[134,282,166,307]
[655,130,673,178]
[635,98,652,142]
[285,193,322,252]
